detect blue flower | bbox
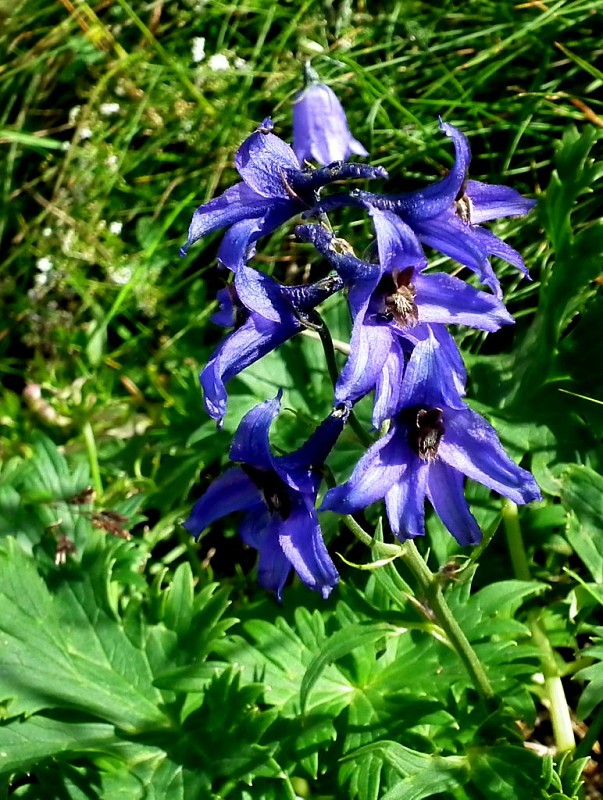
[184,395,348,598]
[201,272,343,423]
[181,118,386,277]
[296,214,513,424]
[322,333,541,545]
[310,120,536,297]
[293,64,368,166]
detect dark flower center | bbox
[242,464,292,519]
[377,268,418,328]
[406,406,445,460]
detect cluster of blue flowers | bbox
[183,67,541,600]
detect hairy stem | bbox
[403,540,496,703]
[502,499,575,753]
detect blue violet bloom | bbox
[202,272,343,423]
[181,118,386,285]
[293,64,368,166]
[322,333,541,545]
[310,120,536,297]
[184,394,349,599]
[297,214,513,424]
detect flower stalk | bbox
[402,539,497,703]
[502,499,575,753]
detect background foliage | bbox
[1,0,602,797]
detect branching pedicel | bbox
[181,67,541,598]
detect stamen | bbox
[408,407,445,460]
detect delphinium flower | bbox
[181,117,385,305]
[322,333,541,545]
[184,394,348,598]
[201,272,343,423]
[310,119,536,297]
[293,63,368,166]
[296,213,514,424]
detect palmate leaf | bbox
[340,740,562,800]
[558,464,603,583]
[0,535,287,796]
[0,538,167,731]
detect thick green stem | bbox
[343,514,494,702]
[502,499,575,753]
[403,540,496,703]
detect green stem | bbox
[344,515,402,559]
[342,513,494,702]
[502,499,575,753]
[315,317,373,448]
[82,421,103,498]
[403,540,496,703]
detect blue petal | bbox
[277,498,339,598]
[335,315,394,407]
[217,203,296,272]
[466,180,537,223]
[391,121,471,221]
[397,330,466,411]
[321,425,408,515]
[210,286,238,328]
[426,460,482,546]
[181,183,273,256]
[369,207,426,271]
[239,508,292,600]
[412,214,503,297]
[373,337,407,427]
[398,324,467,399]
[235,127,300,199]
[235,267,298,323]
[276,407,348,495]
[229,394,282,471]
[200,314,298,422]
[413,271,514,332]
[183,467,261,538]
[293,83,368,166]
[384,451,429,539]
[438,407,542,505]
[471,226,530,277]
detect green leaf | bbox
[300,622,400,713]
[0,539,168,731]
[559,464,603,582]
[0,716,116,776]
[340,741,467,800]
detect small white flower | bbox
[36,256,53,273]
[208,53,229,72]
[61,142,71,152]
[69,105,81,124]
[233,56,247,70]
[80,126,93,140]
[106,154,119,169]
[192,36,206,63]
[100,102,121,116]
[34,272,48,287]
[109,221,123,235]
[109,266,133,285]
[42,227,52,238]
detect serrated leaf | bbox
[300,622,400,712]
[0,716,117,776]
[559,464,603,582]
[0,540,168,731]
